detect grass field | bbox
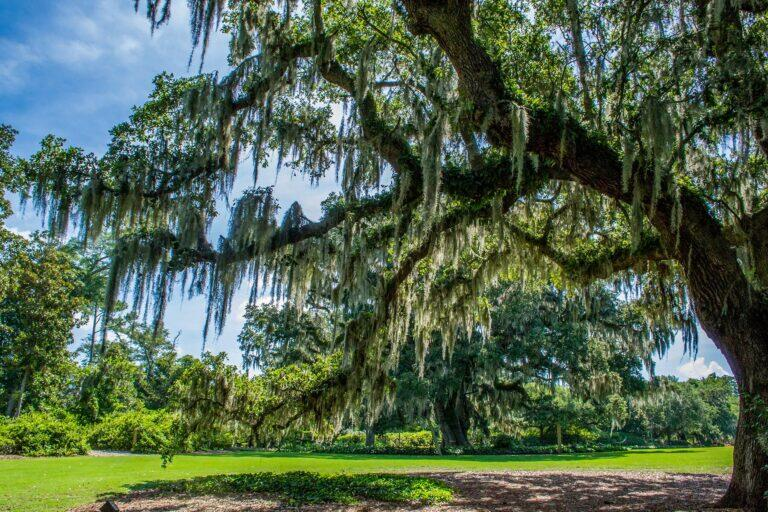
[0,447,733,512]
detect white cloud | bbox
[0,0,227,95]
[234,294,280,322]
[0,40,42,92]
[6,226,31,239]
[677,357,731,380]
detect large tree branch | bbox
[166,190,395,268]
[504,222,667,281]
[382,166,547,308]
[400,0,764,376]
[318,60,423,185]
[229,40,320,111]
[743,204,768,287]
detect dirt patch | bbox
[435,471,735,511]
[70,471,739,511]
[88,451,137,457]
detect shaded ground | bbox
[71,471,738,511]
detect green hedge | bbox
[330,429,435,452]
[0,412,89,456]
[150,471,453,505]
[378,430,434,449]
[90,409,175,453]
[335,431,366,446]
[321,445,440,455]
[317,440,638,456]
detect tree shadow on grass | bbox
[79,470,734,512]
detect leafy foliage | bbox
[173,351,346,447]
[0,236,89,417]
[148,471,453,505]
[0,412,89,456]
[90,409,175,453]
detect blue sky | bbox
[0,0,731,379]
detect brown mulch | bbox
[70,471,740,511]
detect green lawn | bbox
[0,447,733,512]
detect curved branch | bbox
[172,190,396,266]
[505,222,667,281]
[399,0,760,372]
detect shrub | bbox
[565,426,600,443]
[150,471,453,505]
[443,442,634,455]
[185,427,239,451]
[320,444,438,455]
[90,409,175,453]
[335,431,366,446]
[0,429,14,455]
[0,412,89,456]
[491,433,517,449]
[379,430,434,449]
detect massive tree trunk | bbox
[724,391,768,510]
[667,194,768,511]
[434,394,470,447]
[697,304,768,510]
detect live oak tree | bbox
[174,351,346,448]
[16,0,768,507]
[384,283,650,447]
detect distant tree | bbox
[245,284,649,447]
[523,383,597,446]
[68,239,111,364]
[238,301,334,372]
[605,394,630,438]
[77,342,143,421]
[692,375,739,441]
[174,351,346,447]
[627,375,738,444]
[109,312,179,407]
[0,236,88,417]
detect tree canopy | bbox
[6,0,768,507]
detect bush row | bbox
[0,409,210,457]
[0,413,672,458]
[288,429,647,456]
[0,412,89,456]
[335,430,434,449]
[316,442,638,456]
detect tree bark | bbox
[723,398,768,510]
[435,397,470,447]
[88,302,99,364]
[672,195,768,511]
[10,368,30,418]
[705,316,768,511]
[365,427,375,447]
